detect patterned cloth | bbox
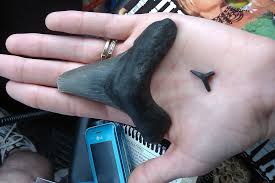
[83,0,104,11]
[82,0,275,40]
[82,0,121,11]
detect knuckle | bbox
[102,14,117,38]
[31,86,42,110]
[76,11,88,34]
[15,57,28,82]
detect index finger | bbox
[46,11,139,40]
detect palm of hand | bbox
[0,11,274,183]
[129,14,274,182]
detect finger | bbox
[6,81,132,124]
[6,34,129,63]
[46,11,138,40]
[0,54,83,87]
[128,148,182,183]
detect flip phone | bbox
[85,122,130,183]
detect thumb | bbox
[128,150,181,183]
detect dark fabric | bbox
[0,0,81,112]
[0,0,81,53]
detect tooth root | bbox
[57,18,177,143]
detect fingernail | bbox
[5,35,17,52]
[45,12,60,29]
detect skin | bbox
[178,0,225,18]
[0,11,275,183]
[251,0,275,13]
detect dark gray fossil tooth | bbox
[57,18,177,143]
[190,70,215,92]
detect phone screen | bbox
[91,141,120,183]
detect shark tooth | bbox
[190,70,215,92]
[57,18,177,143]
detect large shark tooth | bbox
[57,18,177,143]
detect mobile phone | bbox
[85,122,130,183]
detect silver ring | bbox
[101,39,117,61]
[101,40,111,61]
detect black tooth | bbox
[190,70,215,92]
[57,19,177,143]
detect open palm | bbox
[0,11,275,183]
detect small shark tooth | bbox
[190,70,215,92]
[57,19,177,143]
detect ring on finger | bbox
[101,39,117,61]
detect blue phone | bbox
[85,122,130,183]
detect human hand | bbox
[1,11,275,182]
